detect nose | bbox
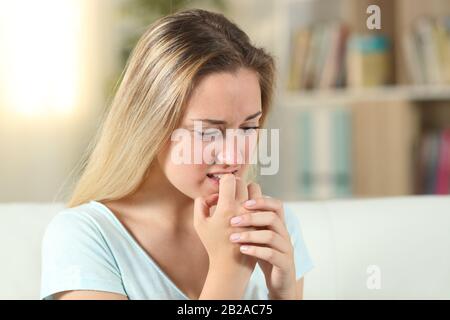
[215,139,244,165]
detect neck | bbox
[121,162,195,231]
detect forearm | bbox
[198,263,253,300]
[267,283,300,300]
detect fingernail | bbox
[240,245,249,252]
[229,233,240,241]
[245,199,256,207]
[230,216,242,225]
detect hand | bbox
[193,174,257,274]
[229,184,297,299]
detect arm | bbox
[296,278,304,300]
[194,175,257,299]
[198,261,253,300]
[54,264,252,300]
[54,290,128,300]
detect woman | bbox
[40,8,314,300]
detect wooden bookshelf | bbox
[280,85,450,109]
[260,0,450,201]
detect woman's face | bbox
[157,67,262,200]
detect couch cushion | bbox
[0,202,65,299]
[290,196,450,299]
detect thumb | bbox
[193,193,219,225]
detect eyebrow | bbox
[190,111,262,124]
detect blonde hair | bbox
[67,9,275,208]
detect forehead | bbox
[183,68,262,122]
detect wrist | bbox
[209,257,254,279]
[268,287,297,300]
[199,262,253,300]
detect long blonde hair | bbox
[67,9,275,208]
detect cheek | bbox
[166,163,202,185]
[158,140,209,197]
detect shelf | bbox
[279,85,450,108]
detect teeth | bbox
[208,171,237,179]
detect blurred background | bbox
[0,0,449,203]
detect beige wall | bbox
[0,0,117,202]
[0,0,276,203]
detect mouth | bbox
[206,170,238,182]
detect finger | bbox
[230,229,292,254]
[243,197,285,222]
[193,197,208,226]
[217,174,236,208]
[230,211,289,240]
[205,193,219,217]
[239,245,288,269]
[235,176,248,203]
[247,182,263,201]
[205,193,219,207]
[194,193,219,223]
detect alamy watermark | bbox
[366,265,382,290]
[367,4,381,30]
[170,120,280,175]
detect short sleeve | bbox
[40,210,127,299]
[283,204,315,280]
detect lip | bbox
[207,170,238,176]
[206,170,238,183]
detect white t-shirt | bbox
[40,200,314,300]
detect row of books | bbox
[403,16,450,85]
[417,128,450,195]
[296,107,352,199]
[294,102,450,198]
[288,22,349,91]
[295,101,423,199]
[288,15,450,89]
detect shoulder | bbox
[40,202,126,300]
[42,201,114,251]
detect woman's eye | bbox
[240,126,260,134]
[194,128,222,139]
[193,127,259,139]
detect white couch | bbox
[1,195,449,300]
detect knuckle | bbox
[285,239,293,252]
[221,199,235,209]
[274,198,283,207]
[266,230,276,242]
[250,212,259,222]
[220,203,237,215]
[288,244,294,255]
[268,212,277,224]
[265,249,274,261]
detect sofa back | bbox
[1,196,449,299]
[293,196,450,299]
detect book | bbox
[435,129,450,194]
[297,107,352,199]
[288,28,311,91]
[288,22,349,91]
[403,16,450,85]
